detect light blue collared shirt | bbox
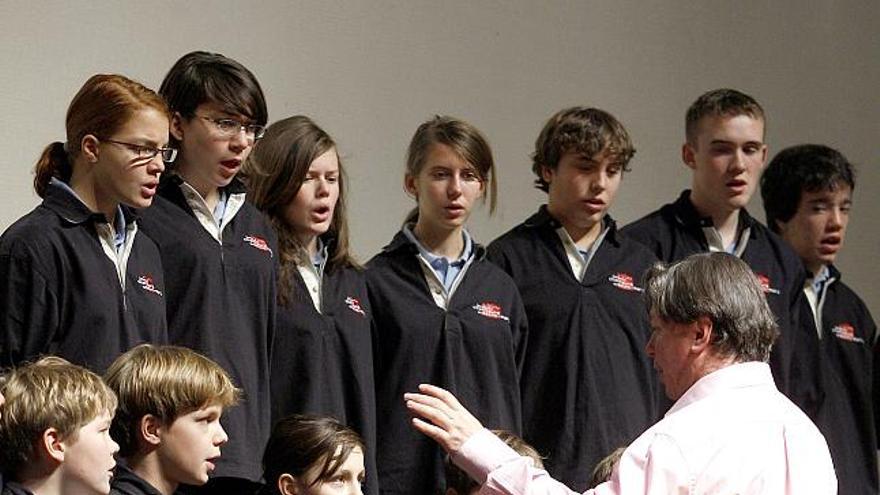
[403,225,474,292]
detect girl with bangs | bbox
[138,51,276,494]
[244,116,377,495]
[0,74,171,373]
[365,116,528,495]
[261,415,366,495]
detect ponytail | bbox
[33,142,71,198]
[402,207,419,227]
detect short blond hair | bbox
[104,344,241,457]
[0,356,117,474]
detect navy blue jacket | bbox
[806,265,878,495]
[0,184,167,372]
[270,238,377,495]
[622,190,820,414]
[139,175,277,482]
[367,230,527,495]
[487,208,659,492]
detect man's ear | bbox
[278,473,299,495]
[140,414,163,447]
[681,143,696,170]
[41,427,66,463]
[170,112,186,142]
[691,315,714,352]
[81,134,100,163]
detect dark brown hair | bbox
[243,116,356,304]
[262,415,364,494]
[33,74,169,197]
[531,107,635,192]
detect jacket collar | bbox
[42,180,139,226]
[523,204,620,247]
[670,190,756,239]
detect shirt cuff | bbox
[452,428,524,485]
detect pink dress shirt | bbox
[454,362,837,494]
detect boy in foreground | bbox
[0,357,119,495]
[104,344,241,495]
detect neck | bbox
[177,163,220,211]
[17,466,66,495]
[547,204,603,249]
[807,262,827,279]
[299,233,319,259]
[412,221,464,258]
[688,190,739,247]
[69,163,119,224]
[129,454,178,495]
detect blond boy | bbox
[0,357,119,495]
[104,345,240,495]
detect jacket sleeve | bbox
[0,248,60,368]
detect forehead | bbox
[195,101,250,120]
[423,143,473,169]
[799,185,853,204]
[115,106,170,141]
[694,113,764,143]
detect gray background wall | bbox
[1,1,877,318]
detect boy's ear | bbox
[277,473,298,495]
[140,414,163,446]
[41,427,66,463]
[681,143,696,170]
[540,164,555,185]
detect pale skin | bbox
[682,114,768,249]
[276,446,366,495]
[406,314,734,456]
[404,143,485,259]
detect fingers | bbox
[417,383,464,409]
[410,417,450,448]
[406,394,453,430]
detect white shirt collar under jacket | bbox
[180,181,245,242]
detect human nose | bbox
[729,149,747,174]
[827,209,845,231]
[228,127,250,151]
[316,177,331,197]
[215,422,229,446]
[148,153,166,174]
[110,436,120,455]
[447,174,462,197]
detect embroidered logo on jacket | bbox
[608,272,643,292]
[831,323,864,343]
[345,296,366,316]
[137,275,163,296]
[243,235,273,257]
[755,274,781,295]
[472,302,510,321]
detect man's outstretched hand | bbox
[405,383,484,454]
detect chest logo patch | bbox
[608,272,643,292]
[243,235,273,257]
[755,274,781,295]
[831,322,864,343]
[345,296,366,316]
[473,301,510,321]
[137,274,163,297]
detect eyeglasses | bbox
[102,139,178,163]
[197,115,266,141]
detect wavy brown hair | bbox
[243,116,356,305]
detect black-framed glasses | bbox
[197,115,266,141]
[102,139,178,163]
